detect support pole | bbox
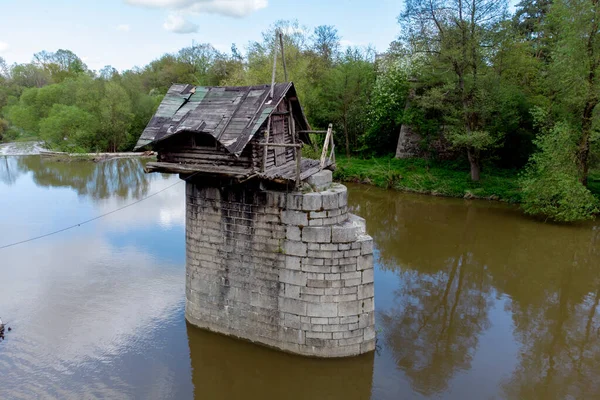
[279,32,288,82]
[270,31,278,99]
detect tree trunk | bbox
[467,147,480,182]
[343,113,351,158]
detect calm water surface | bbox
[1,156,599,399]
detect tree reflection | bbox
[347,184,600,398]
[0,156,26,185]
[9,156,168,200]
[500,227,600,400]
[376,200,494,395]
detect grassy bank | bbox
[334,156,522,202]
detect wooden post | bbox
[288,100,295,144]
[262,116,271,173]
[279,32,288,82]
[296,146,302,188]
[270,31,278,99]
[320,124,333,169]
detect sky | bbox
[0,0,403,72]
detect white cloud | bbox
[163,13,199,33]
[116,24,131,32]
[125,0,267,18]
[0,40,9,53]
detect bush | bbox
[520,121,599,222]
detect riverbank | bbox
[334,157,522,203]
[335,156,600,204]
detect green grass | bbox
[334,156,522,203]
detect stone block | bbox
[357,254,373,271]
[302,192,323,211]
[281,210,308,226]
[306,170,333,191]
[360,238,373,255]
[338,300,360,317]
[283,241,307,257]
[321,191,339,210]
[286,226,301,241]
[310,211,327,219]
[285,256,302,270]
[308,219,324,226]
[280,269,307,286]
[279,297,307,316]
[302,226,332,243]
[306,331,333,340]
[358,283,374,299]
[362,268,374,284]
[307,302,338,318]
[286,193,304,210]
[332,223,359,243]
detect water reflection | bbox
[187,325,374,400]
[348,184,600,399]
[3,158,600,399]
[1,156,167,200]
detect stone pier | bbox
[184,171,375,357]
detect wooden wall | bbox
[251,99,298,171]
[158,133,253,170]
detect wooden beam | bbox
[262,116,271,173]
[296,147,302,188]
[257,142,303,148]
[320,124,333,169]
[297,130,331,135]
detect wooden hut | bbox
[135,82,334,185]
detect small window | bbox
[193,133,217,149]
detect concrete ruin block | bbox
[281,210,308,226]
[332,223,360,243]
[286,226,301,241]
[302,192,322,211]
[321,190,339,210]
[286,193,304,210]
[306,169,333,191]
[184,181,375,358]
[302,226,332,243]
[283,240,308,257]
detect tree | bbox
[39,104,98,150]
[315,48,376,157]
[312,25,341,65]
[401,0,509,181]
[546,0,600,186]
[33,49,88,83]
[98,82,133,152]
[521,110,599,221]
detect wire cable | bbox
[0,172,198,250]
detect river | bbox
[0,156,599,399]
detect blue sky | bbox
[0,0,403,71]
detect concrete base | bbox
[185,175,375,358]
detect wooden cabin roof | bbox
[134,82,310,156]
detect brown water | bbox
[1,156,599,399]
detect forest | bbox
[1,0,599,222]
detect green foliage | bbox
[520,121,599,221]
[335,156,521,202]
[39,104,98,150]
